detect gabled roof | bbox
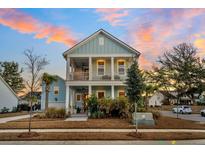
[63,29,141,59]
[0,75,19,100]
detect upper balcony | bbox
[66,57,131,81]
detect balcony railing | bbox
[68,72,126,81]
[69,72,89,81]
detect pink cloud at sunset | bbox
[96,8,129,26]
[0,9,77,47]
[128,9,205,69]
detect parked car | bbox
[172,105,192,114]
[200,109,205,117]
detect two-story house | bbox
[41,29,140,114]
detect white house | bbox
[0,75,19,112]
[148,92,165,107]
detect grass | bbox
[0,112,28,118]
[0,132,205,141]
[0,116,205,129]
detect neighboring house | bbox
[19,92,41,110]
[41,29,140,113]
[0,75,19,112]
[148,92,165,107]
[41,75,66,110]
[148,91,178,107]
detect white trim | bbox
[0,75,19,100]
[117,59,126,76]
[96,90,106,99]
[66,80,126,86]
[68,54,135,58]
[97,59,106,76]
[63,29,140,58]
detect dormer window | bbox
[117,60,125,75]
[99,37,104,46]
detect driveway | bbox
[0,114,31,124]
[161,111,205,122]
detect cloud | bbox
[0,8,77,47]
[95,8,129,26]
[128,9,205,69]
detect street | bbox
[161,111,205,123]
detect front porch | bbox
[65,85,126,114]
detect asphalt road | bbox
[0,140,205,145]
[161,111,205,122]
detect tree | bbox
[0,61,24,93]
[42,73,57,112]
[155,43,205,117]
[125,57,143,133]
[24,49,48,133]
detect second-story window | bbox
[118,60,125,75]
[97,60,105,76]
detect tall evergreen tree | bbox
[125,57,143,133]
[0,61,24,93]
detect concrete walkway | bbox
[0,114,31,124]
[1,128,205,133]
[0,140,205,145]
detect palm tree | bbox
[42,73,57,111]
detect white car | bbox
[200,109,205,117]
[172,106,192,114]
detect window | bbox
[97,60,105,75]
[118,90,125,97]
[97,91,105,99]
[118,60,125,75]
[54,86,59,95]
[76,94,81,102]
[99,37,104,46]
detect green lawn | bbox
[0,112,28,118]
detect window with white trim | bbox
[118,60,125,75]
[97,60,105,76]
[118,90,125,97]
[97,91,105,99]
[54,86,59,95]
[76,94,81,102]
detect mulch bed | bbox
[1,132,205,141]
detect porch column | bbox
[70,88,74,114]
[66,56,71,80]
[111,85,114,99]
[89,57,92,80]
[88,85,92,96]
[111,57,114,80]
[65,85,70,113]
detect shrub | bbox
[17,103,30,111]
[12,107,18,113]
[45,108,66,118]
[87,95,98,114]
[152,111,161,120]
[1,107,9,113]
[110,97,129,118]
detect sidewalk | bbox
[0,128,205,133]
[0,114,31,124]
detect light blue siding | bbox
[41,76,66,110]
[69,33,135,56]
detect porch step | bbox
[65,114,88,121]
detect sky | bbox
[1,8,205,79]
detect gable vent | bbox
[99,37,104,46]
